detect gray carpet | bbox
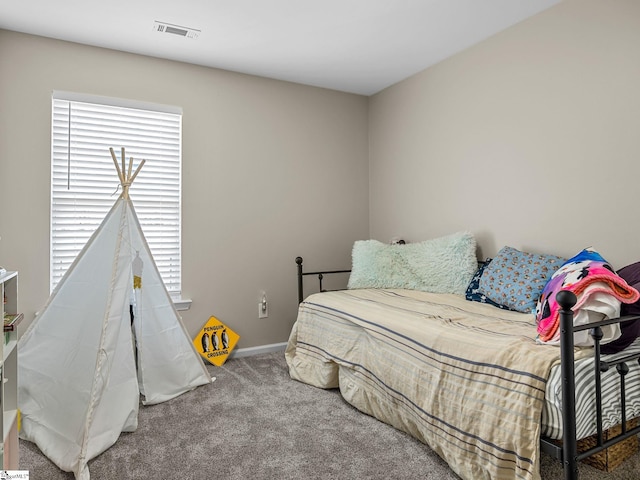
[19,352,640,479]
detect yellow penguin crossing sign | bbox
[193,316,239,366]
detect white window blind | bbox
[51,93,182,295]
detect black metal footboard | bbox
[540,291,640,480]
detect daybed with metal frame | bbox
[289,256,640,480]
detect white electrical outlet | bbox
[259,293,268,318]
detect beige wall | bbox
[0,30,369,347]
[369,0,640,269]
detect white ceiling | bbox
[0,0,561,95]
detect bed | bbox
[286,238,640,480]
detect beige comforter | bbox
[286,289,589,480]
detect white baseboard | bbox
[229,342,287,359]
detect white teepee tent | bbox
[18,148,212,480]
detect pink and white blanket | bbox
[536,248,639,345]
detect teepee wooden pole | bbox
[127,156,133,180]
[129,159,146,186]
[121,147,126,181]
[109,148,125,184]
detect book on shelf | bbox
[4,312,23,332]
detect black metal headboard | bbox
[295,256,351,304]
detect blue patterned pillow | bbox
[465,259,511,310]
[477,246,566,314]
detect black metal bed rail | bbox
[544,291,640,480]
[588,321,640,452]
[296,256,351,304]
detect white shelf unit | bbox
[1,270,21,469]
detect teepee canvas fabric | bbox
[18,149,211,480]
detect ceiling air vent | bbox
[153,21,200,39]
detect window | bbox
[51,92,182,296]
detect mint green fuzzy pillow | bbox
[347,232,477,294]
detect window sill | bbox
[173,298,192,311]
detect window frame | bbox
[50,92,185,303]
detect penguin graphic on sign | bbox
[211,331,220,351]
[201,332,210,353]
[221,329,229,349]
